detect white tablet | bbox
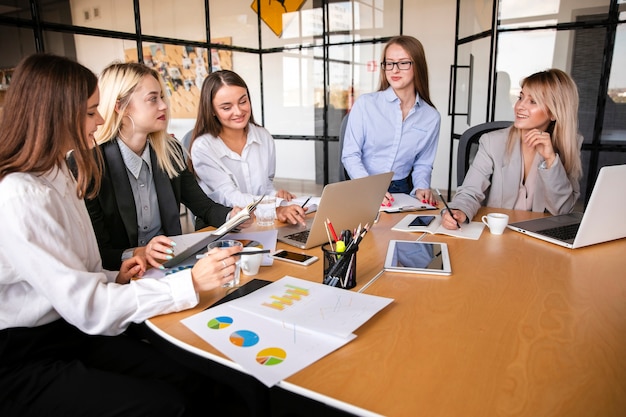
[384,240,452,276]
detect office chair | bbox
[457,121,512,186]
[338,113,350,181]
[179,129,194,224]
[180,129,193,162]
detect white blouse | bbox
[0,164,198,335]
[191,124,278,208]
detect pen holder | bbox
[321,243,357,290]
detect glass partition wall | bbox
[450,0,626,204]
[1,0,624,191]
[0,0,402,184]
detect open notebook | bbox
[508,164,626,248]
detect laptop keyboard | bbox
[540,223,580,241]
[285,230,310,243]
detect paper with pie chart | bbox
[181,276,392,387]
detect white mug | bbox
[481,213,509,235]
[240,247,264,276]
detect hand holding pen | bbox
[435,189,462,230]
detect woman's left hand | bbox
[276,189,296,201]
[229,207,255,228]
[524,129,557,167]
[415,188,437,206]
[116,256,146,284]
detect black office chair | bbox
[457,121,512,186]
[338,113,350,181]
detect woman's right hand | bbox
[190,245,243,292]
[441,208,467,230]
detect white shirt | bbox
[191,124,277,207]
[0,164,198,335]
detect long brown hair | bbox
[0,54,102,198]
[188,70,257,172]
[379,36,435,108]
[507,68,582,180]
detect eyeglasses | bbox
[381,61,413,71]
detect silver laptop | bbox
[508,164,626,249]
[278,172,393,249]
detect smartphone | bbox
[409,216,436,227]
[271,250,319,266]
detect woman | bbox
[441,68,582,229]
[341,35,441,207]
[188,69,307,225]
[88,62,250,270]
[0,54,241,417]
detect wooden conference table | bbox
[145,207,626,417]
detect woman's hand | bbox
[276,189,296,201]
[190,245,243,292]
[381,192,395,207]
[276,205,307,226]
[138,235,177,269]
[116,256,146,284]
[441,208,467,230]
[229,207,255,229]
[524,129,557,167]
[415,188,437,206]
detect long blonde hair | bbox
[507,68,582,180]
[96,62,185,178]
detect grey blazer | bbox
[451,126,581,221]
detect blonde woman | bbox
[87,62,249,270]
[441,68,582,229]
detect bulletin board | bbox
[125,38,232,118]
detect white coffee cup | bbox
[481,213,509,235]
[256,196,276,226]
[240,247,264,276]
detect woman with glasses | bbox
[341,35,441,207]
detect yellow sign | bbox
[251,0,306,37]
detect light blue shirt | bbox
[341,87,441,194]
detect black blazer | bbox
[84,140,232,270]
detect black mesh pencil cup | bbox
[321,243,357,290]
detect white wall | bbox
[401,0,456,191]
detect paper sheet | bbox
[181,276,393,386]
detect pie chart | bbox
[256,347,286,366]
[207,316,233,330]
[229,330,260,347]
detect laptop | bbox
[508,164,626,249]
[278,172,393,249]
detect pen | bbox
[300,197,311,209]
[435,188,461,229]
[196,249,270,259]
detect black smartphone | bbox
[271,250,319,266]
[408,216,436,227]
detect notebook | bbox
[508,164,626,249]
[277,172,393,249]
